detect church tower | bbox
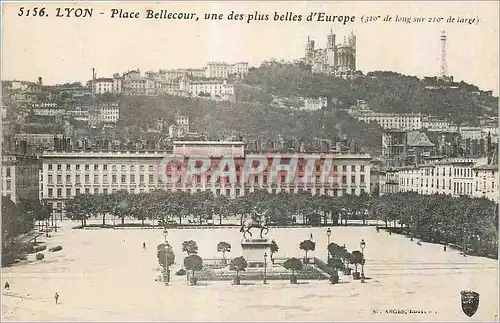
[327,29,336,48]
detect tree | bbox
[184,254,203,285]
[182,240,198,255]
[283,257,303,284]
[229,256,248,285]
[299,239,316,261]
[350,250,364,278]
[157,243,175,267]
[270,240,279,264]
[217,241,231,264]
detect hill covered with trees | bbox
[243,63,498,125]
[118,93,383,153]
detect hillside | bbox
[118,94,383,153]
[243,64,498,124]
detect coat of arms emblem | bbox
[461,290,479,317]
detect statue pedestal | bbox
[241,238,273,268]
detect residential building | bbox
[205,62,249,79]
[382,130,435,166]
[92,78,114,94]
[1,154,40,203]
[473,164,498,202]
[396,157,497,202]
[179,78,234,101]
[89,102,120,125]
[39,142,371,217]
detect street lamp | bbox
[326,228,332,262]
[360,239,366,280]
[263,252,268,284]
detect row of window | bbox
[47,164,156,172]
[45,163,367,173]
[46,172,366,186]
[45,186,366,198]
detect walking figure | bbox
[310,233,313,240]
[417,240,422,246]
[4,282,10,290]
[444,244,447,251]
[55,292,59,304]
[143,242,146,249]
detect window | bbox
[94,164,98,171]
[263,176,268,184]
[103,188,108,194]
[57,175,62,184]
[48,188,53,197]
[342,165,347,172]
[140,175,144,183]
[130,175,135,183]
[226,189,231,196]
[48,174,53,184]
[351,188,356,195]
[85,165,90,171]
[76,165,80,170]
[94,175,99,183]
[48,164,53,170]
[103,174,108,184]
[351,165,356,172]
[105,165,109,171]
[5,167,11,177]
[57,188,62,197]
[149,175,154,183]
[121,165,126,171]
[112,175,117,183]
[76,174,81,184]
[6,181,11,190]
[76,188,81,195]
[360,175,365,183]
[131,165,135,172]
[196,175,201,184]
[254,175,258,183]
[333,166,338,172]
[85,188,90,194]
[121,175,126,183]
[351,175,355,183]
[66,164,71,171]
[66,174,71,183]
[236,188,241,196]
[342,175,347,184]
[216,189,221,196]
[85,175,90,183]
[66,188,71,196]
[360,165,365,172]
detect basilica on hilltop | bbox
[302,29,357,77]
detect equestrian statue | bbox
[240,206,269,239]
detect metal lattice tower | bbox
[440,30,448,78]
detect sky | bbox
[1,1,499,94]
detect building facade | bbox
[39,142,372,216]
[304,30,356,75]
[395,157,497,202]
[1,154,40,203]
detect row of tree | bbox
[65,189,497,255]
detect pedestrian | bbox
[444,244,447,251]
[309,233,313,240]
[55,292,59,304]
[143,242,146,249]
[417,240,422,246]
[4,282,10,290]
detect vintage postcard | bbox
[1,1,498,321]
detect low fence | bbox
[190,264,328,281]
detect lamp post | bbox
[263,252,268,284]
[326,228,332,262]
[360,239,366,280]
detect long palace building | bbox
[39,141,372,217]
